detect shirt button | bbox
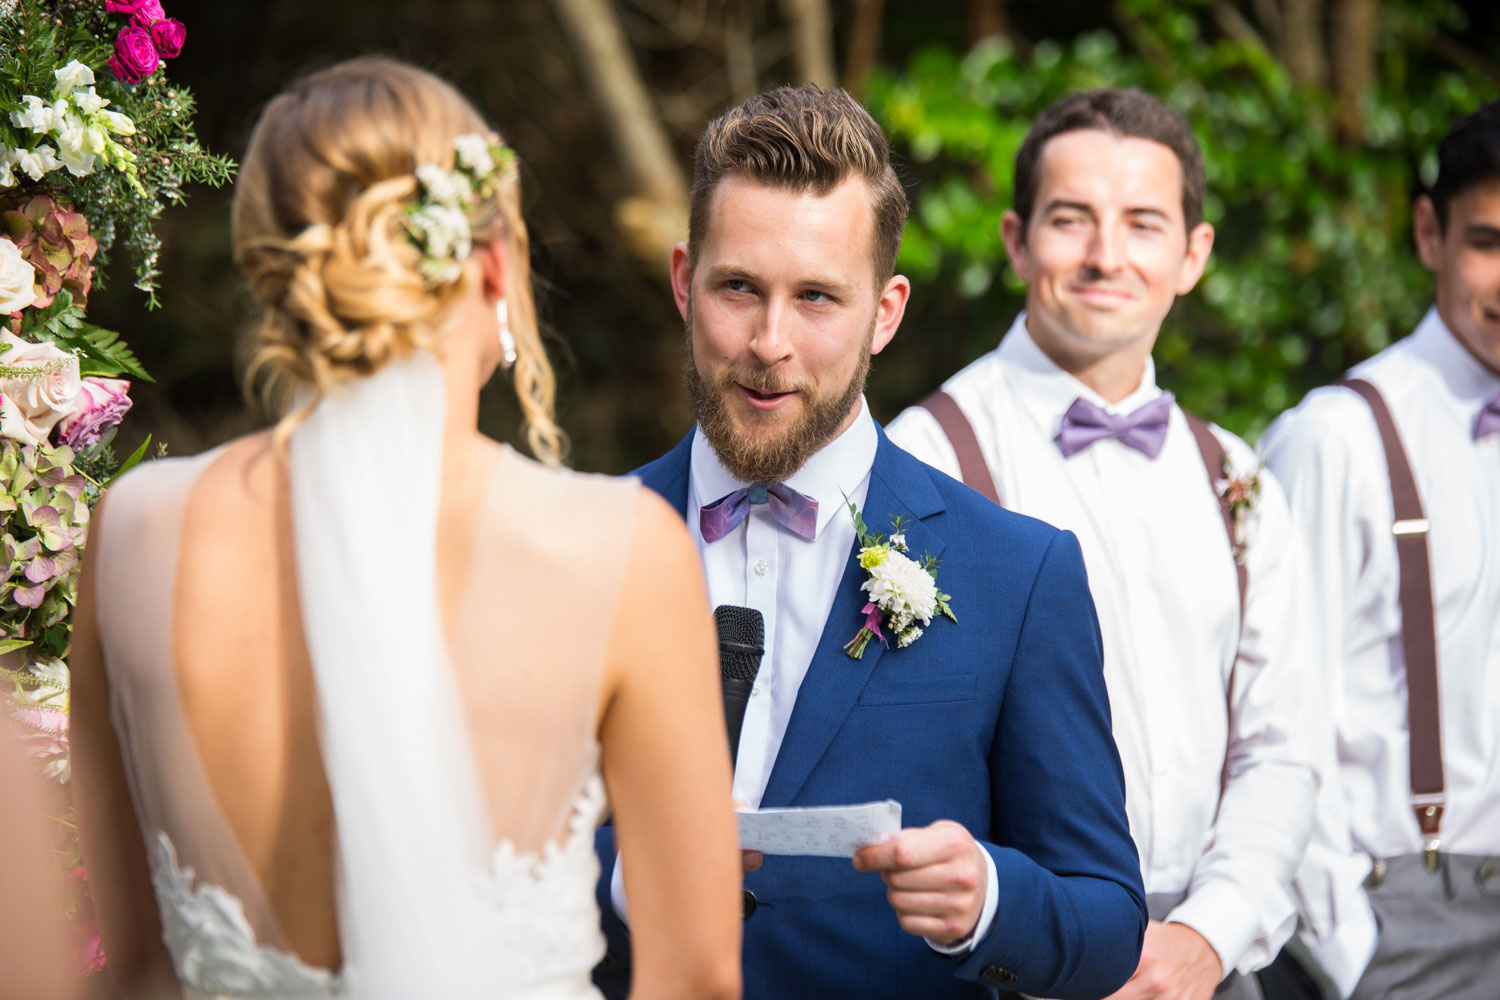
[754,559,770,576]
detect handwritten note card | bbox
[737,800,902,857]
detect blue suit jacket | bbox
[594,426,1145,999]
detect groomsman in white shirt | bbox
[888,88,1321,1000]
[1259,101,1500,1000]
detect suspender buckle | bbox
[1391,518,1430,538]
[1413,794,1445,871]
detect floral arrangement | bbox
[2,0,232,975]
[406,131,515,285]
[843,501,956,659]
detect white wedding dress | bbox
[92,354,631,998]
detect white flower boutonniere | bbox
[843,500,956,659]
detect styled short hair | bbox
[688,85,908,279]
[1430,100,1500,229]
[1013,88,1206,232]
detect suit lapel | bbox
[633,430,694,518]
[760,430,948,807]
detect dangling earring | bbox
[496,298,517,368]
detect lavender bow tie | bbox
[1475,393,1500,441]
[700,483,819,543]
[1055,392,1176,459]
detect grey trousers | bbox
[1348,853,1500,1000]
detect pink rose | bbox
[128,0,166,26]
[149,18,186,59]
[103,0,149,13]
[108,26,159,84]
[57,377,132,449]
[0,332,82,446]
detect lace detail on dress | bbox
[482,773,608,991]
[149,832,345,998]
[145,777,607,998]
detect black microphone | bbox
[714,605,765,769]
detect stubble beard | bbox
[682,303,872,484]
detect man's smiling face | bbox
[1002,129,1214,373]
[1418,178,1500,375]
[674,173,907,483]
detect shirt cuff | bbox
[1165,880,1260,978]
[609,850,630,925]
[925,843,999,955]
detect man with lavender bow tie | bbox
[593,86,1146,1000]
[1258,101,1500,1000]
[889,89,1322,1000]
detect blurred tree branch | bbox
[551,0,690,268]
[781,0,837,86]
[967,0,1009,44]
[1332,0,1377,142]
[843,0,884,99]
[1278,0,1328,87]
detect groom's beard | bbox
[683,301,872,485]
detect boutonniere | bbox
[842,499,956,659]
[1218,461,1263,566]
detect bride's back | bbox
[94,426,637,982]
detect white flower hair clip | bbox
[404,132,516,287]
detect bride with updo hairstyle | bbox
[69,57,741,1000]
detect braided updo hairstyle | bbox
[234,56,562,464]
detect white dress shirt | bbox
[887,313,1320,978]
[1261,308,1500,993]
[613,397,1000,950]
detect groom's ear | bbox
[670,241,693,321]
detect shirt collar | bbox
[996,311,1165,436]
[690,395,878,539]
[1412,306,1500,408]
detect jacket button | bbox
[742,889,758,919]
[980,965,1017,986]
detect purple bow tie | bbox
[1475,393,1500,441]
[1055,392,1176,459]
[700,482,819,543]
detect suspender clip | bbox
[1391,518,1429,538]
[1425,838,1442,873]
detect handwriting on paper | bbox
[737,800,902,857]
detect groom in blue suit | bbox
[594,86,1145,999]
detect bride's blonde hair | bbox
[233,56,563,463]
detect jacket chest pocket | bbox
[857,673,976,706]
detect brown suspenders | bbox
[917,391,1003,506]
[917,390,1248,612]
[1339,377,1447,868]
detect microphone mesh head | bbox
[714,605,765,683]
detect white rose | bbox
[0,148,17,188]
[0,332,82,446]
[53,60,95,96]
[0,238,36,314]
[9,95,55,134]
[14,144,62,181]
